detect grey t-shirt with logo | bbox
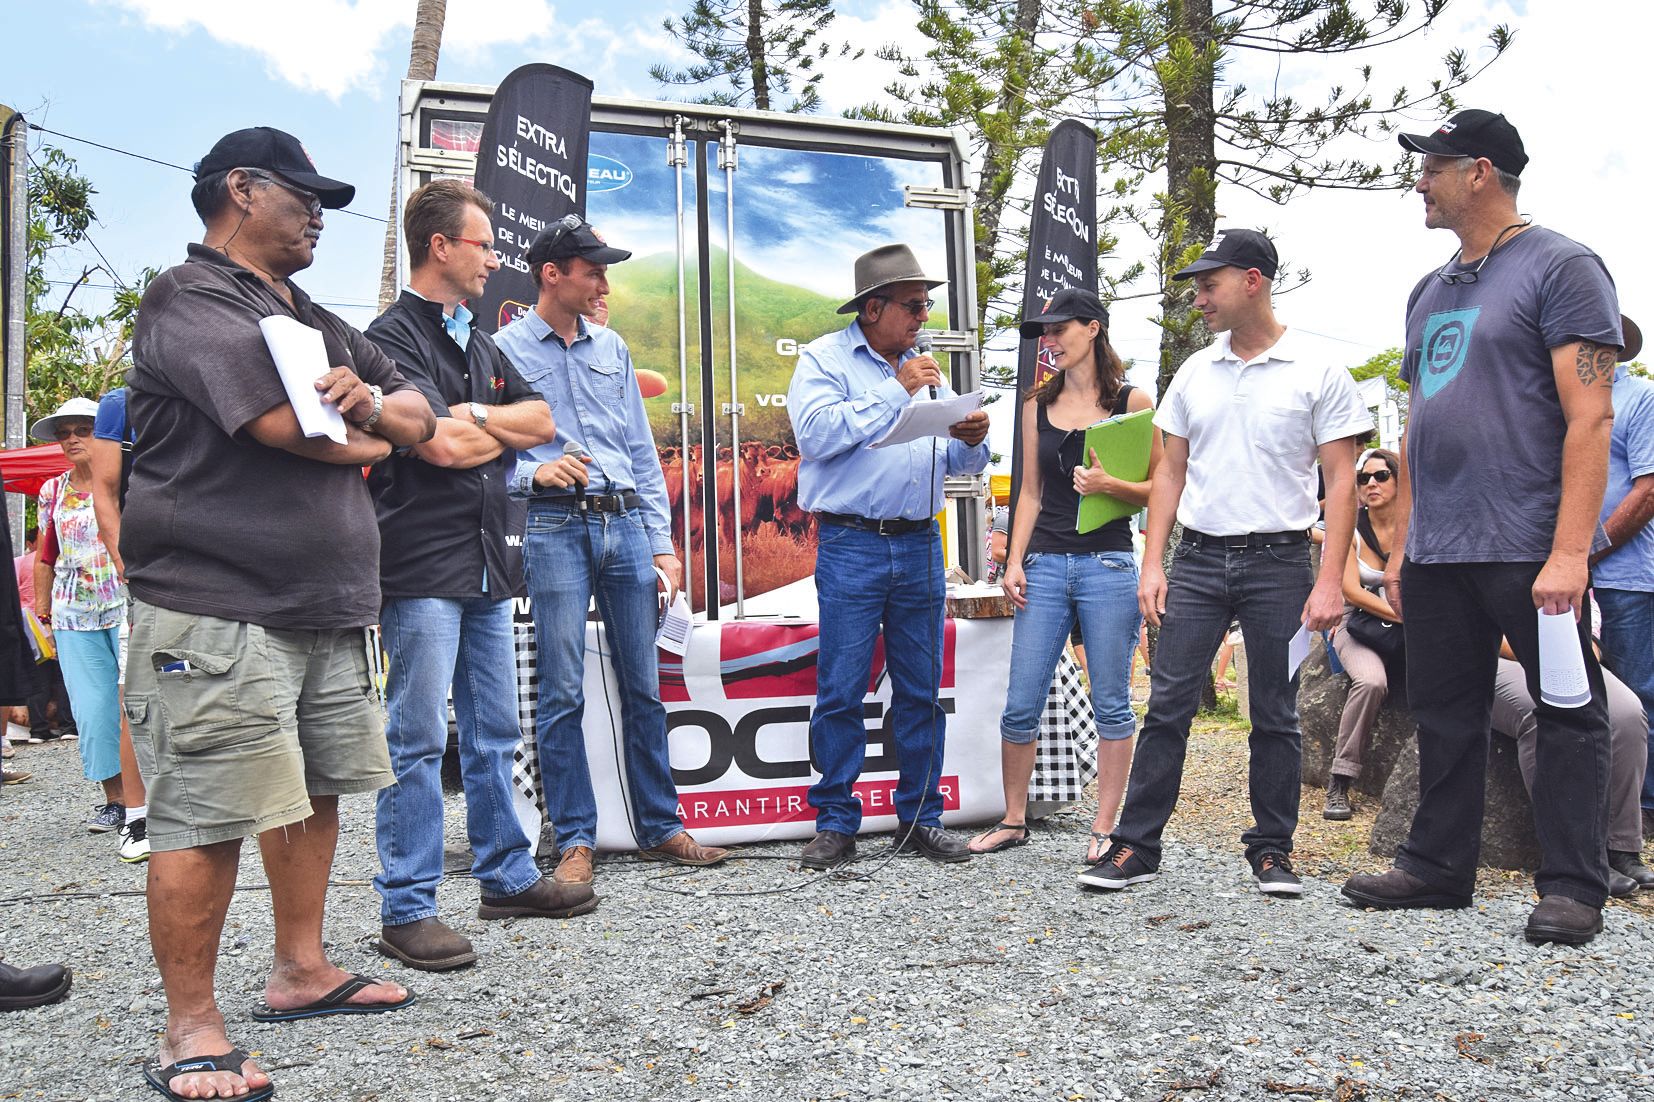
[1400,227,1621,564]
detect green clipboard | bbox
[1076,407,1155,533]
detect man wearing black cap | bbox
[1343,111,1625,945]
[364,179,595,975]
[125,127,435,1101]
[1084,228,1371,897]
[786,243,990,870]
[496,215,729,888]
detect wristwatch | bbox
[360,384,384,430]
[469,402,489,429]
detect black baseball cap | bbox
[1019,287,1109,339]
[194,127,355,209]
[526,214,632,269]
[1171,227,1279,281]
[1398,109,1528,177]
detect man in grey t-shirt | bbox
[1342,111,1624,946]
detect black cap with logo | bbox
[1018,286,1109,339]
[526,213,632,270]
[1398,109,1528,177]
[194,127,355,209]
[1171,228,1279,282]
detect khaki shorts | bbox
[125,599,393,852]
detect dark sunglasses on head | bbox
[1356,469,1393,485]
[54,425,93,441]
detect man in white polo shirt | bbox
[1082,228,1372,896]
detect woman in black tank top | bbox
[970,288,1164,861]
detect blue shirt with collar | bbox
[787,320,989,520]
[1596,365,1654,592]
[495,308,674,556]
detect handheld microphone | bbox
[563,440,589,505]
[914,330,937,399]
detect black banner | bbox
[470,63,594,333]
[1009,119,1098,516]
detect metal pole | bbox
[719,120,744,618]
[668,117,694,580]
[2,109,27,550]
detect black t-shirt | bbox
[365,291,539,600]
[125,244,415,630]
[1028,384,1136,555]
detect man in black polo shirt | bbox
[366,180,595,972]
[126,128,435,1102]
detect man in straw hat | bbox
[786,243,990,871]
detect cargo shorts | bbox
[125,599,394,852]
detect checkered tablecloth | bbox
[1027,650,1100,804]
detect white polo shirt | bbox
[1155,327,1373,536]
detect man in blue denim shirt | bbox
[496,217,728,888]
[787,243,990,870]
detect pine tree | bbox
[652,0,861,114]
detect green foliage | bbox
[652,0,861,113]
[23,145,155,425]
[1351,345,1408,422]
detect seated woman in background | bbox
[971,289,1161,861]
[1324,448,1403,821]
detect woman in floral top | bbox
[32,397,128,830]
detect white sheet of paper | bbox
[868,390,984,449]
[1537,608,1591,708]
[258,315,349,444]
[655,592,694,656]
[1287,623,1312,676]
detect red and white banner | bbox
[514,617,1016,851]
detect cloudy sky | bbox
[5,0,1646,467]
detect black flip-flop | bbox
[144,1048,273,1102]
[972,821,1031,854]
[251,973,416,1023]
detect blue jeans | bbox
[523,503,682,852]
[809,522,947,834]
[374,597,540,924]
[1111,538,1313,866]
[1002,551,1141,743]
[1594,586,1654,815]
[54,625,122,783]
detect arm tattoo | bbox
[1575,341,1616,386]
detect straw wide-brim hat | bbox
[836,243,946,315]
[29,396,100,442]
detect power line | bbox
[43,278,378,311]
[27,122,388,223]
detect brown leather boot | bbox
[478,876,598,921]
[377,918,478,972]
[643,831,730,867]
[554,845,594,886]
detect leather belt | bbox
[1180,528,1307,550]
[816,512,933,536]
[538,491,641,514]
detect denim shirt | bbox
[787,320,989,520]
[495,309,674,556]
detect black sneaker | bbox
[1251,850,1302,897]
[1077,842,1158,891]
[87,802,125,834]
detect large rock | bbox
[1297,638,1541,871]
[1368,731,1542,871]
[1297,638,1413,799]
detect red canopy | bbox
[0,443,71,497]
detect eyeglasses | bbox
[246,169,322,218]
[894,298,934,316]
[441,234,495,252]
[1356,469,1393,485]
[538,212,585,253]
[1435,220,1529,285]
[53,425,93,441]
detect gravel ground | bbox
[2,732,1651,1102]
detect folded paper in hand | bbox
[259,315,349,445]
[869,390,983,449]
